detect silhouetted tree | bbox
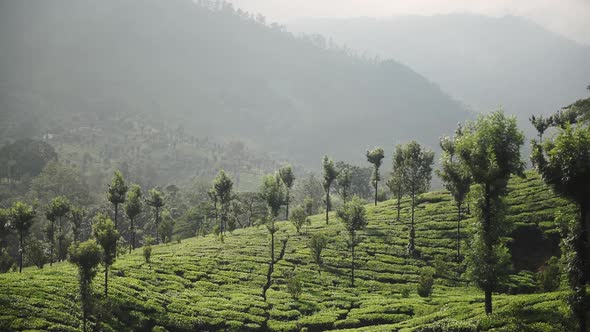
[337,196,367,287]
[456,111,524,315]
[322,156,338,224]
[107,170,128,230]
[69,240,103,332]
[279,165,295,220]
[10,201,36,273]
[124,185,142,252]
[93,214,120,297]
[366,147,385,206]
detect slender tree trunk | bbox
[50,220,54,267]
[19,230,23,273]
[457,202,462,262]
[285,190,290,220]
[104,265,108,297]
[484,183,493,315]
[155,207,160,244]
[351,232,355,287]
[114,204,118,230]
[374,179,378,206]
[325,187,330,224]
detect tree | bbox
[289,206,310,235]
[69,240,103,332]
[207,188,218,228]
[45,196,71,266]
[529,115,551,141]
[0,208,10,249]
[337,196,368,287]
[436,134,472,261]
[146,189,165,244]
[70,207,86,243]
[29,161,90,206]
[124,185,142,253]
[336,166,352,203]
[10,201,36,273]
[158,210,175,243]
[322,156,338,224]
[259,173,286,285]
[279,165,295,220]
[531,96,590,331]
[93,214,120,297]
[387,145,407,223]
[308,233,327,275]
[0,139,57,183]
[366,147,385,206]
[456,111,524,315]
[399,141,434,256]
[107,170,128,230]
[213,170,233,239]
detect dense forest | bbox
[1,0,590,331]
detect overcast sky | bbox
[228,0,590,45]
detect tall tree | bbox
[107,170,128,230]
[146,189,165,244]
[387,145,407,223]
[10,201,36,273]
[259,173,285,282]
[322,155,338,224]
[337,196,368,287]
[366,148,385,206]
[93,214,120,297]
[531,96,590,331]
[70,207,86,243]
[436,134,472,261]
[456,111,524,315]
[400,141,434,256]
[529,115,551,141]
[279,165,295,220]
[336,166,352,203]
[45,196,70,266]
[213,170,234,239]
[0,208,10,250]
[289,206,310,235]
[69,240,103,332]
[124,185,142,253]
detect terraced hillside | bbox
[0,171,576,331]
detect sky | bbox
[228,0,590,45]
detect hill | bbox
[288,14,590,137]
[0,0,468,166]
[0,171,576,331]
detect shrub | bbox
[537,256,560,292]
[401,287,411,298]
[417,269,434,297]
[433,255,448,278]
[143,245,152,264]
[285,270,302,300]
[0,249,14,273]
[26,239,48,269]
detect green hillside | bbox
[0,171,575,331]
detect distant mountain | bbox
[0,0,468,167]
[289,14,590,137]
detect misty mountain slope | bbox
[289,14,590,136]
[0,0,468,165]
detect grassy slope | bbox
[0,171,576,331]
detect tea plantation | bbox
[0,171,576,331]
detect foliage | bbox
[29,161,90,206]
[308,233,328,273]
[125,185,142,251]
[322,156,338,223]
[0,139,57,181]
[284,270,303,300]
[289,206,310,234]
[279,165,295,218]
[537,256,561,292]
[69,239,103,332]
[93,214,120,296]
[9,201,36,272]
[158,210,175,243]
[213,170,233,236]
[259,173,285,218]
[455,110,524,314]
[366,147,385,206]
[417,268,435,297]
[337,196,368,287]
[26,238,47,269]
